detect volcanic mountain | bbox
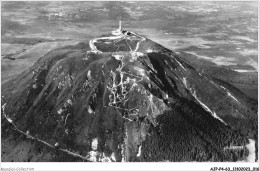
[1,29,258,162]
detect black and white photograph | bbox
[1,0,259,171]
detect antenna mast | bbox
[119,16,122,31]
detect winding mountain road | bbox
[89,30,145,53]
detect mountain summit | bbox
[1,27,257,162]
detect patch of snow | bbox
[91,138,98,150]
[88,151,97,162]
[2,103,11,123]
[32,84,37,89]
[209,80,220,88]
[60,148,87,160]
[212,112,226,125]
[193,91,227,125]
[220,86,226,90]
[164,60,169,66]
[66,99,73,105]
[137,145,142,157]
[64,113,70,125]
[146,49,153,53]
[134,37,145,52]
[99,152,117,162]
[121,144,125,162]
[221,86,239,103]
[195,94,211,113]
[176,59,187,71]
[83,56,88,60]
[37,139,53,148]
[110,152,116,161]
[113,54,123,60]
[122,116,133,122]
[57,108,63,114]
[182,77,188,88]
[7,118,13,123]
[133,67,146,77]
[227,91,239,102]
[100,154,112,162]
[88,106,94,114]
[87,70,91,78]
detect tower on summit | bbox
[112,16,123,36]
[119,18,122,31]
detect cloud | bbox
[239,49,258,56]
[211,56,237,66]
[185,52,237,66]
[185,51,212,60]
